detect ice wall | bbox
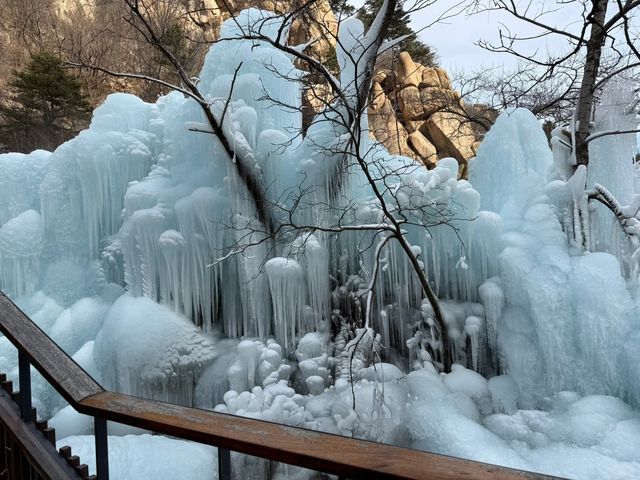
[471,108,640,406]
[588,82,640,268]
[1,6,637,437]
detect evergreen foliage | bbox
[357,0,437,66]
[0,52,90,152]
[329,0,356,17]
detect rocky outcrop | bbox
[369,82,413,157]
[181,0,337,62]
[2,0,475,173]
[369,51,478,175]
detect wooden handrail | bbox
[0,292,560,480]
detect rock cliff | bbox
[1,0,476,171]
[369,51,478,174]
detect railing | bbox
[0,292,560,480]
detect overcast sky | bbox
[408,0,587,72]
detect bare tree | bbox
[464,0,640,166]
[64,0,494,374]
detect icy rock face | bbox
[587,83,640,275]
[1,8,640,479]
[94,295,219,406]
[49,297,110,355]
[0,151,50,226]
[40,96,155,263]
[405,366,640,479]
[102,9,307,339]
[0,8,493,366]
[398,158,503,303]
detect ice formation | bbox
[0,7,638,480]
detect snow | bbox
[94,295,220,405]
[57,434,218,479]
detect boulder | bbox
[435,67,452,89]
[420,87,458,117]
[405,119,425,134]
[408,131,438,167]
[369,85,413,157]
[370,82,387,110]
[420,68,441,89]
[423,111,477,175]
[397,52,422,89]
[398,86,424,121]
[372,70,388,85]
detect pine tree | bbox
[0,52,90,152]
[357,0,437,66]
[329,0,356,18]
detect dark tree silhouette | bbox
[0,52,90,152]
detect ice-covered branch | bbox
[586,128,640,143]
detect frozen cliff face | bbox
[0,9,632,405]
[587,82,640,264]
[0,209,44,297]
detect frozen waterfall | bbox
[0,8,638,480]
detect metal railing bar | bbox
[18,350,32,423]
[218,448,231,480]
[94,418,109,480]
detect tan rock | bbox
[435,68,452,89]
[370,82,387,110]
[287,0,338,64]
[420,68,441,89]
[422,111,476,175]
[404,119,425,134]
[398,86,424,121]
[408,131,438,167]
[420,87,458,117]
[302,82,333,128]
[372,70,388,85]
[397,51,422,89]
[369,91,413,157]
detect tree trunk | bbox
[575,0,608,167]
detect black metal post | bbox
[94,417,109,480]
[218,448,231,480]
[18,350,32,423]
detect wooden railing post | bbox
[218,448,231,480]
[18,350,32,423]
[94,417,109,480]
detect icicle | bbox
[293,234,330,331]
[478,278,504,374]
[464,316,482,372]
[159,229,185,312]
[265,257,305,354]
